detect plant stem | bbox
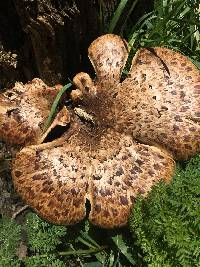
[27,246,107,259]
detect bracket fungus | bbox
[0,78,69,145]
[1,34,200,228]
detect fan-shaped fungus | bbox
[0,79,69,145]
[1,34,200,228]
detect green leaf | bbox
[83,262,102,267]
[111,234,136,265]
[108,0,129,33]
[45,83,72,129]
[129,153,200,266]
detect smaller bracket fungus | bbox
[1,34,200,228]
[0,79,69,145]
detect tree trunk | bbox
[0,0,119,88]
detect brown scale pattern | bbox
[13,126,174,227]
[89,132,174,228]
[3,34,200,228]
[0,79,66,145]
[13,126,89,225]
[116,47,200,159]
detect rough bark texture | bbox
[0,0,119,88]
[0,0,153,88]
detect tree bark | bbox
[0,0,119,88]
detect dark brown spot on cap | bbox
[71,165,78,172]
[21,126,29,134]
[116,167,124,176]
[180,91,186,98]
[115,181,120,187]
[160,132,168,139]
[171,90,177,95]
[73,198,82,207]
[53,169,57,176]
[107,178,113,185]
[15,170,22,177]
[42,186,53,193]
[12,110,22,122]
[157,154,164,159]
[95,204,101,213]
[148,170,155,177]
[27,187,35,198]
[54,210,59,217]
[183,135,190,142]
[184,144,193,150]
[174,116,182,122]
[173,125,180,132]
[100,188,111,197]
[130,166,143,174]
[189,126,196,132]
[62,210,69,216]
[136,59,143,65]
[135,159,144,166]
[195,112,200,117]
[32,174,43,180]
[120,196,128,205]
[111,208,118,217]
[186,66,192,72]
[130,195,136,204]
[48,199,56,207]
[122,155,128,160]
[103,209,110,217]
[181,62,186,67]
[42,179,53,186]
[71,188,77,196]
[124,180,132,186]
[56,194,65,202]
[180,106,189,112]
[153,163,161,171]
[59,155,64,162]
[138,188,145,194]
[93,175,102,180]
[171,61,177,65]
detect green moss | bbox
[129,155,200,266]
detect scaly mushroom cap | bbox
[0,78,69,145]
[13,124,174,228]
[11,34,200,228]
[116,47,200,159]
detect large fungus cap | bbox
[0,79,69,145]
[11,34,200,228]
[116,46,200,160]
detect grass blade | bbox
[112,234,136,265]
[45,83,72,129]
[120,0,139,34]
[108,0,129,33]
